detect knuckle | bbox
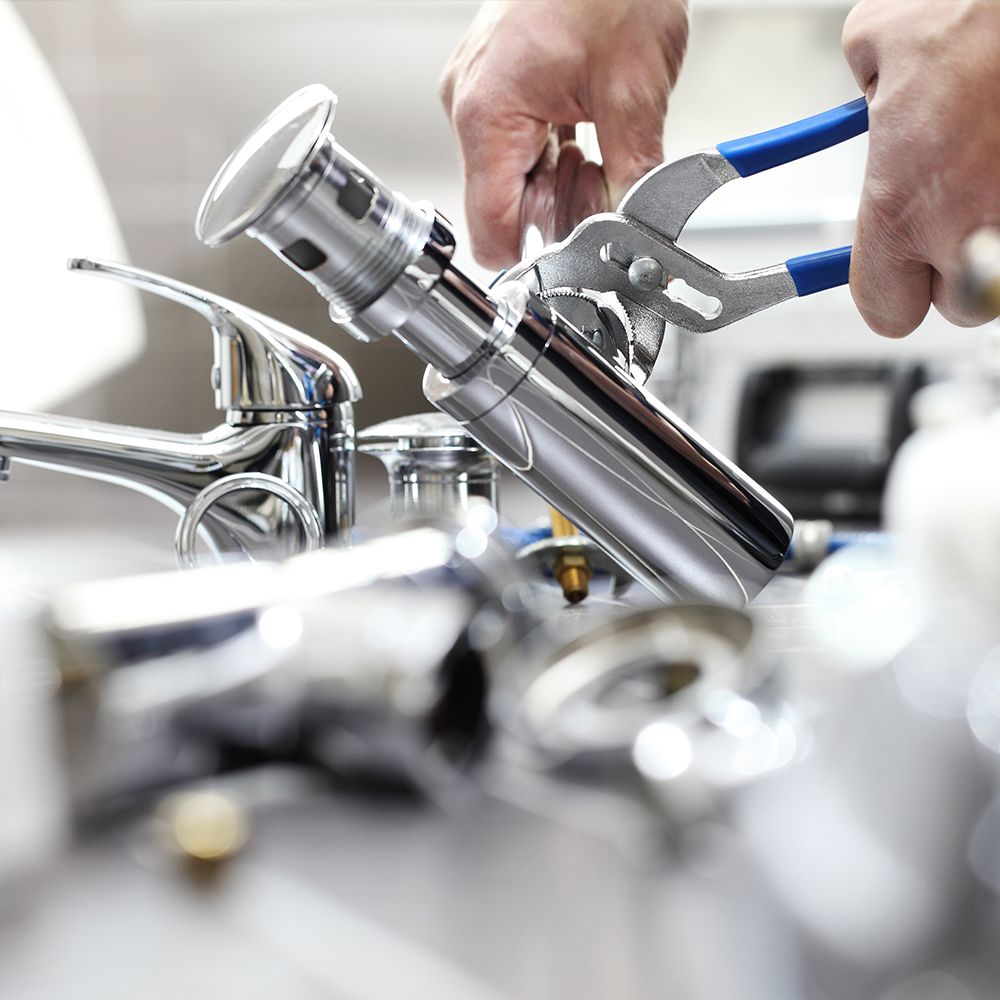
[841,2,879,88]
[468,232,508,270]
[596,79,667,183]
[841,0,875,53]
[604,74,669,126]
[451,92,484,132]
[864,179,906,223]
[840,7,864,54]
[437,68,454,109]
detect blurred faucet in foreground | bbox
[48,513,536,807]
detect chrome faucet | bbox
[47,517,534,799]
[358,411,500,519]
[0,258,361,563]
[195,85,792,605]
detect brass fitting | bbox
[156,790,248,872]
[549,506,592,604]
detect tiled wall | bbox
[13,0,976,455]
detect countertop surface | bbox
[0,463,819,1000]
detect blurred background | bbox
[9,0,976,453]
[4,6,1000,1000]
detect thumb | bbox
[455,102,550,267]
[851,192,932,337]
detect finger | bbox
[850,198,932,337]
[521,137,609,252]
[454,100,550,267]
[555,125,576,146]
[552,141,605,239]
[841,2,880,100]
[930,267,995,328]
[591,79,668,204]
[520,129,560,249]
[569,157,609,230]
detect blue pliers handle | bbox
[716,97,868,295]
[518,97,869,336]
[618,97,869,298]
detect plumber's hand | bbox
[843,0,1000,336]
[440,0,689,267]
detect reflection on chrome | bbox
[967,647,1000,753]
[48,519,535,802]
[500,605,759,762]
[0,259,360,564]
[358,412,501,519]
[196,85,793,605]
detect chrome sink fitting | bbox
[196,85,792,605]
[49,517,535,800]
[0,258,360,565]
[358,411,500,519]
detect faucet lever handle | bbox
[68,257,361,413]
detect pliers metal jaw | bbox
[507,98,869,383]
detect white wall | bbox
[0,0,143,412]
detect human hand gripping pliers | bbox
[505,98,869,384]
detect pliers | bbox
[506,97,869,384]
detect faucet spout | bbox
[0,410,349,556]
[0,261,362,564]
